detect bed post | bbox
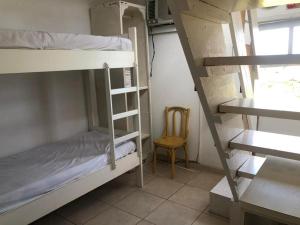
[84,70,99,130]
[104,64,117,169]
[128,27,144,188]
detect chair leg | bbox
[152,145,157,174]
[171,149,176,179]
[183,144,189,168]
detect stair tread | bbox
[238,155,266,179]
[204,54,300,66]
[210,176,251,199]
[230,130,300,161]
[219,98,300,120]
[240,156,300,223]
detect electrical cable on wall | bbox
[149,26,155,77]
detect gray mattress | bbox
[0,29,132,51]
[0,129,136,214]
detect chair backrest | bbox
[163,106,190,139]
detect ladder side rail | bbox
[104,64,116,169]
[167,0,239,201]
[129,26,143,187]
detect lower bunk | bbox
[0,128,143,225]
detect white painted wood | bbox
[129,26,143,187]
[111,87,138,95]
[210,176,252,218]
[115,131,139,145]
[240,157,300,225]
[104,65,117,169]
[139,86,148,91]
[238,155,266,179]
[142,133,150,140]
[230,130,300,161]
[0,152,140,225]
[112,109,138,121]
[84,70,99,130]
[220,98,300,120]
[91,1,152,158]
[0,50,135,74]
[204,54,300,66]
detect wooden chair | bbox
[153,106,190,178]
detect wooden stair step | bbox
[219,98,300,120]
[203,54,300,66]
[237,156,266,179]
[230,130,300,161]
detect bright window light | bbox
[255,22,300,101]
[293,26,300,54]
[257,28,289,55]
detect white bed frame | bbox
[0,27,143,225]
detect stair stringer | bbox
[167,0,253,201]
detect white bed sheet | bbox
[0,129,136,214]
[0,29,132,51]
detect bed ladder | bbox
[104,62,142,168]
[167,0,300,216]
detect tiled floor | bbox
[31,161,228,225]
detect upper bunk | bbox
[0,28,137,74]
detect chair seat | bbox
[154,136,186,148]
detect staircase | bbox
[167,0,300,220]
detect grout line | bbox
[54,213,77,225]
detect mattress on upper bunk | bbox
[0,128,136,214]
[0,29,132,51]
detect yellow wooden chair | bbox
[153,106,190,178]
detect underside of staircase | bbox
[167,0,300,224]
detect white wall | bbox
[0,0,91,157]
[150,29,220,167]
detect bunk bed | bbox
[0,27,143,225]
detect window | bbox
[255,20,300,101]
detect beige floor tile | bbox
[30,213,72,225]
[57,194,110,225]
[137,220,156,225]
[85,207,140,225]
[146,201,200,225]
[142,177,184,199]
[169,186,209,211]
[187,171,222,191]
[90,180,137,204]
[192,213,229,225]
[114,190,165,218]
[114,171,139,186]
[158,166,197,184]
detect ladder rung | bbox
[115,131,139,145]
[230,130,300,161]
[219,98,300,120]
[203,54,300,66]
[237,156,266,179]
[112,110,138,121]
[111,87,138,95]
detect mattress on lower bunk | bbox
[0,129,136,214]
[0,29,132,51]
